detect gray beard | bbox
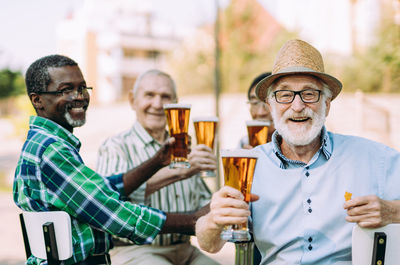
[271,103,326,146]
[64,111,86,128]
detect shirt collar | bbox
[132,122,168,146]
[271,126,332,169]
[29,116,81,150]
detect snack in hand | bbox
[344,191,352,201]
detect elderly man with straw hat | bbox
[195,39,400,264]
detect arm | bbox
[160,203,210,235]
[122,138,174,196]
[344,196,400,228]
[42,142,166,244]
[145,144,217,196]
[195,186,256,253]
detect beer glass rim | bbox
[193,116,219,122]
[220,149,260,158]
[163,103,191,109]
[246,120,271,126]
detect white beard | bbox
[64,110,86,128]
[271,102,326,146]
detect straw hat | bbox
[255,39,342,101]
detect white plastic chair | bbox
[19,211,73,265]
[352,224,400,265]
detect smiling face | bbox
[31,65,89,132]
[248,86,273,122]
[266,75,331,146]
[130,73,176,136]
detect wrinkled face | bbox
[32,66,89,132]
[248,86,273,122]
[130,74,176,134]
[266,75,331,146]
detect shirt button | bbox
[308,244,313,251]
[308,208,312,213]
[308,237,313,242]
[305,172,310,177]
[307,198,311,204]
[305,166,309,170]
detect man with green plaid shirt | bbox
[14,55,198,265]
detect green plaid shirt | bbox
[13,116,166,265]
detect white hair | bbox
[132,69,177,99]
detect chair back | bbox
[352,224,400,265]
[21,211,73,261]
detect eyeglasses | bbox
[247,99,266,107]
[273,89,321,104]
[38,87,93,97]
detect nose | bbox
[290,94,306,112]
[152,95,163,109]
[254,104,269,119]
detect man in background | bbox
[97,69,220,265]
[239,72,275,148]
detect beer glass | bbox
[220,149,259,242]
[246,120,271,146]
[164,103,191,169]
[193,116,219,177]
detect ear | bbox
[29,93,43,111]
[325,98,331,117]
[128,90,136,111]
[264,97,272,112]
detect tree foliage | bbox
[0,69,25,99]
[167,0,297,96]
[341,5,400,93]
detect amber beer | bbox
[220,149,259,242]
[193,117,218,149]
[246,120,270,146]
[193,117,219,177]
[164,103,191,168]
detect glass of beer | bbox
[220,149,259,242]
[246,120,271,146]
[193,116,219,177]
[164,103,191,169]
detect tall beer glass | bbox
[220,149,259,242]
[164,103,191,168]
[246,120,270,146]
[193,116,219,177]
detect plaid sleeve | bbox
[41,141,166,244]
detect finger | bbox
[214,186,244,201]
[212,216,249,226]
[249,194,260,202]
[192,144,213,152]
[344,195,379,209]
[211,197,250,211]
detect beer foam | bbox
[193,116,219,122]
[220,149,260,158]
[163,103,191,109]
[246,120,271,127]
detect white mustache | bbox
[282,108,315,120]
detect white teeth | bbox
[70,107,84,112]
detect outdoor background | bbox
[0,0,399,264]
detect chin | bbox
[65,112,86,128]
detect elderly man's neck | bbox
[147,128,167,143]
[280,136,321,164]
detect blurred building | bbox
[56,0,180,104]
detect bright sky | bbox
[0,0,379,71]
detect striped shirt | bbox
[96,121,211,246]
[14,116,166,265]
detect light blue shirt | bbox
[250,127,400,265]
